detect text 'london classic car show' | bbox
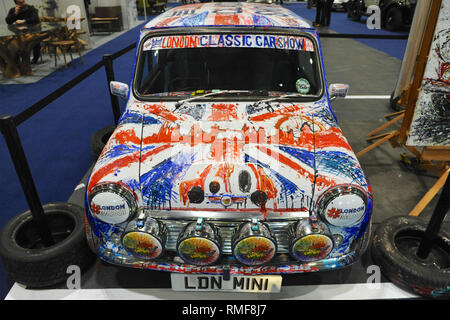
[0,0,448,303]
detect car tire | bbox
[371,216,450,299]
[84,216,101,254]
[0,203,96,288]
[384,7,402,31]
[90,125,115,160]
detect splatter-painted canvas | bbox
[407,1,450,146]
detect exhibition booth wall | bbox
[0,2,411,299]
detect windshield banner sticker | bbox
[144,34,315,51]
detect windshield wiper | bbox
[174,90,252,109]
[256,93,310,105]
[248,93,310,113]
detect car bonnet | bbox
[86,97,369,217]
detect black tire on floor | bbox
[371,216,450,298]
[384,7,402,31]
[0,203,96,288]
[90,125,115,159]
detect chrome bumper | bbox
[94,218,372,275]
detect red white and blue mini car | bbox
[85,2,373,280]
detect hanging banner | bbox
[143,34,315,52]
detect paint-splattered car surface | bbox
[85,2,373,275]
[144,2,311,29]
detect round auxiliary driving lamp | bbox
[231,218,277,266]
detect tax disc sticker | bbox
[296,78,311,94]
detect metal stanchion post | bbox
[143,0,147,21]
[416,172,450,259]
[103,54,121,126]
[0,115,54,246]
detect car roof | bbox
[143,2,312,31]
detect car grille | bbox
[160,219,294,254]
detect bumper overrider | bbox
[85,186,373,275]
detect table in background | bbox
[0,22,65,79]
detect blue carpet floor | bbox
[0,2,407,299]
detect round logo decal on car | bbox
[90,192,131,224]
[296,78,311,94]
[324,194,366,227]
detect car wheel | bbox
[84,216,101,254]
[90,125,115,160]
[0,203,96,288]
[371,216,450,299]
[384,7,403,31]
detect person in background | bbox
[322,0,334,27]
[313,0,325,27]
[5,0,41,64]
[84,0,91,13]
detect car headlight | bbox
[232,218,277,266]
[176,218,222,266]
[122,217,167,260]
[316,185,368,227]
[88,183,137,224]
[288,219,334,262]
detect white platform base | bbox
[5,282,417,300]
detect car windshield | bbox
[135,33,323,99]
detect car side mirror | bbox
[110,81,129,100]
[329,84,349,102]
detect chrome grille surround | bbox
[161,218,293,254]
[147,209,310,255]
[89,204,373,274]
[95,219,372,275]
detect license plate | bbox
[171,273,282,293]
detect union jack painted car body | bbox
[85,2,373,275]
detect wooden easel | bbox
[356,0,449,217]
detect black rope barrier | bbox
[0,115,55,246]
[14,60,104,126]
[13,41,136,126]
[110,42,137,60]
[0,41,136,243]
[103,54,121,125]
